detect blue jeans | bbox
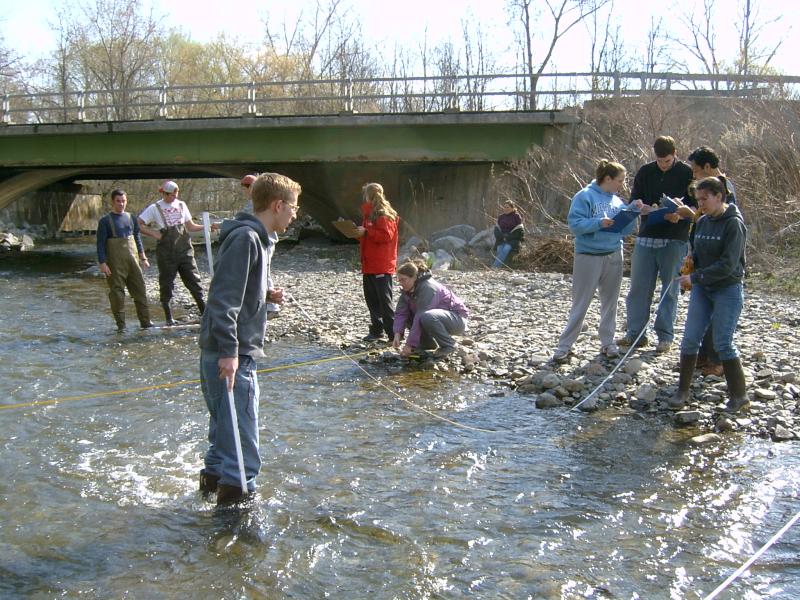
[680,283,743,360]
[200,351,260,491]
[625,240,687,343]
[493,243,513,268]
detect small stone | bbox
[577,397,598,412]
[563,379,585,393]
[690,433,722,445]
[535,392,563,409]
[553,385,570,398]
[715,416,735,432]
[516,383,538,394]
[772,425,795,441]
[584,363,607,376]
[756,368,774,379]
[751,350,766,361]
[674,411,702,425]
[755,388,778,400]
[634,384,657,403]
[624,359,644,375]
[541,373,561,389]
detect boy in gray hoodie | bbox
[198,173,301,506]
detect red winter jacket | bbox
[359,202,399,275]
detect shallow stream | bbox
[1,242,798,599]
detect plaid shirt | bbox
[635,236,671,249]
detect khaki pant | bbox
[106,236,151,327]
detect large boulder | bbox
[431,235,467,254]
[469,227,495,250]
[430,224,477,243]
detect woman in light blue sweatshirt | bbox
[553,160,642,363]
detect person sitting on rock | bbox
[492,200,524,268]
[393,259,469,359]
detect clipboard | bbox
[331,219,361,239]
[645,196,680,225]
[601,209,640,233]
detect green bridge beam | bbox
[0,112,578,168]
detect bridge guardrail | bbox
[2,71,798,125]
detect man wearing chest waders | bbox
[97,189,153,332]
[198,172,301,506]
[138,180,215,325]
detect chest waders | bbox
[105,212,152,330]
[155,204,206,325]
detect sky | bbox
[1,0,797,75]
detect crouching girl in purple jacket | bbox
[393,259,469,359]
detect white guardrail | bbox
[2,71,799,125]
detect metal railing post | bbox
[75,91,85,122]
[342,78,354,113]
[1,95,10,125]
[246,82,257,116]
[158,86,168,119]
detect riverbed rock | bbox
[535,392,562,409]
[690,433,722,445]
[674,411,702,426]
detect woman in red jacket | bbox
[355,183,400,342]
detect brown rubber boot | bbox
[722,357,750,413]
[199,469,219,500]
[668,354,697,410]
[216,484,248,506]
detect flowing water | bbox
[1,242,798,599]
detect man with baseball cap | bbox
[138,180,214,325]
[240,174,258,214]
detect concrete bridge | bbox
[0,111,578,236]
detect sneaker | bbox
[362,333,383,342]
[616,335,649,348]
[601,344,620,358]
[654,340,673,354]
[139,320,155,329]
[552,349,572,364]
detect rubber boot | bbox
[722,357,750,413]
[113,312,126,332]
[668,354,697,410]
[162,302,178,326]
[199,469,220,500]
[216,484,248,506]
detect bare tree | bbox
[737,0,785,80]
[508,0,611,109]
[461,18,496,111]
[0,34,22,95]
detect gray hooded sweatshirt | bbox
[200,213,275,358]
[690,203,746,291]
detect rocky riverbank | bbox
[148,238,800,443]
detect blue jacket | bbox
[568,181,637,255]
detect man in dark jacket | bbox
[618,136,694,354]
[198,172,301,506]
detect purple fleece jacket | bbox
[393,272,469,348]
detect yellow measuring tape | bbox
[0,351,371,412]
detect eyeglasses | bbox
[283,200,299,213]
